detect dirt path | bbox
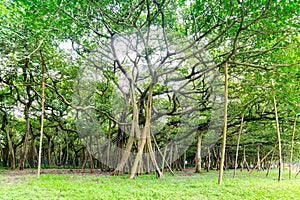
[1,168,109,176]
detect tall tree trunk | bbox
[183,151,186,171]
[81,149,88,172]
[0,145,4,167]
[129,127,147,179]
[273,95,282,182]
[161,145,167,171]
[233,115,244,178]
[129,83,163,179]
[65,134,69,165]
[59,143,62,165]
[218,61,228,185]
[169,144,173,169]
[38,61,45,178]
[3,145,9,168]
[242,146,250,171]
[6,131,15,170]
[29,136,37,168]
[289,115,297,180]
[19,60,33,170]
[266,147,276,177]
[173,144,179,170]
[257,145,261,171]
[47,135,52,166]
[195,131,203,173]
[158,143,173,174]
[146,133,164,178]
[88,151,94,173]
[2,115,15,169]
[113,81,140,175]
[250,146,275,175]
[106,120,111,167]
[206,147,211,172]
[19,117,30,170]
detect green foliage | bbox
[0,0,299,178]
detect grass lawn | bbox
[0,169,299,199]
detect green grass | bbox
[0,169,299,199]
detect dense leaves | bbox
[0,0,299,181]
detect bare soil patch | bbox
[1,168,109,176]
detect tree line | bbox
[0,0,299,183]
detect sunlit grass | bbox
[0,169,299,199]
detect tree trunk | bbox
[158,143,174,174]
[195,131,203,173]
[266,149,276,177]
[146,134,163,178]
[233,116,243,174]
[65,135,69,165]
[257,145,261,171]
[273,95,282,182]
[242,146,250,171]
[3,145,9,168]
[19,117,30,170]
[250,146,275,175]
[59,143,62,165]
[81,149,87,172]
[29,136,37,168]
[212,147,218,170]
[183,151,186,170]
[130,133,147,179]
[6,131,15,170]
[47,135,52,166]
[289,115,297,180]
[206,147,211,172]
[129,83,163,179]
[218,61,228,185]
[161,145,167,171]
[233,115,244,178]
[169,144,173,169]
[0,145,3,166]
[106,120,111,167]
[173,144,179,170]
[88,151,94,173]
[113,81,140,175]
[37,60,45,177]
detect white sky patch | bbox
[59,40,78,59]
[59,41,73,51]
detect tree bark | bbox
[29,136,37,168]
[195,131,203,173]
[113,81,140,175]
[6,129,15,169]
[19,117,30,170]
[146,133,164,178]
[289,115,297,180]
[37,60,45,178]
[257,145,261,171]
[250,146,275,175]
[242,146,250,171]
[47,135,52,166]
[161,145,167,171]
[233,115,244,178]
[183,151,186,171]
[129,83,163,179]
[106,120,111,167]
[218,61,228,185]
[273,95,282,182]
[169,144,173,169]
[266,147,276,177]
[206,147,211,172]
